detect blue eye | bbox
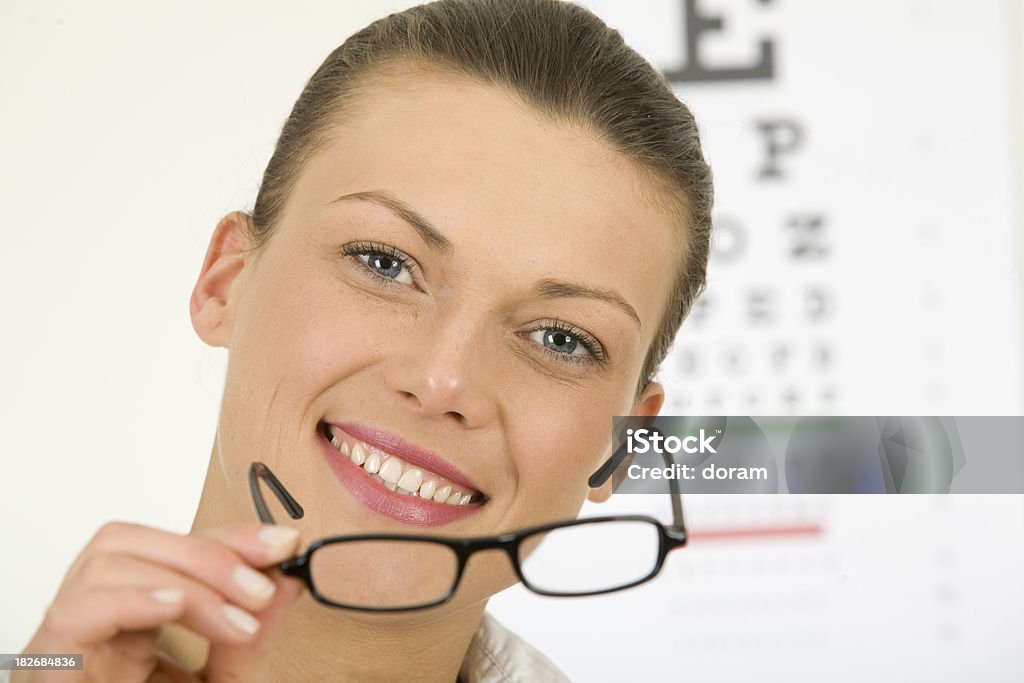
[527,323,605,366]
[362,252,409,283]
[343,242,415,286]
[541,329,580,355]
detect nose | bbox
[382,310,496,427]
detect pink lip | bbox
[326,421,482,493]
[317,426,484,528]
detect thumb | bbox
[201,570,304,683]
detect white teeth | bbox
[433,485,452,503]
[397,468,423,493]
[329,433,479,505]
[379,458,403,484]
[349,443,365,466]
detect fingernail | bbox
[223,604,260,635]
[151,588,185,604]
[233,565,276,600]
[258,525,299,547]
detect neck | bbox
[158,447,484,683]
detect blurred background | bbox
[1,1,1022,680]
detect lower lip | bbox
[317,428,484,528]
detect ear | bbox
[587,381,665,503]
[190,211,252,348]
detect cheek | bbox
[217,256,379,466]
[505,388,618,518]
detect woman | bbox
[13,0,712,680]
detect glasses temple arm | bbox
[663,449,685,532]
[587,440,628,489]
[249,462,305,524]
[587,439,686,534]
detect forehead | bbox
[288,66,683,333]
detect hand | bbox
[13,521,304,682]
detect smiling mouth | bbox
[318,422,486,506]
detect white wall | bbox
[2,2,1022,681]
[0,0,419,650]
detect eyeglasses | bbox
[248,445,686,612]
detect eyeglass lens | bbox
[309,539,461,609]
[519,519,662,595]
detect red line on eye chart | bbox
[689,524,824,541]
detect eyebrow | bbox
[331,189,453,256]
[333,189,641,329]
[533,278,641,329]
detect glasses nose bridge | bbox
[459,534,522,571]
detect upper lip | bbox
[325,420,483,495]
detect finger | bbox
[61,554,271,645]
[41,585,188,650]
[191,523,302,569]
[45,583,262,654]
[202,571,305,683]
[64,522,299,614]
[81,521,299,574]
[69,550,278,615]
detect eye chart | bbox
[490,2,1024,681]
[630,0,1024,417]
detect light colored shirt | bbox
[460,612,572,683]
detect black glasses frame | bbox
[249,447,686,612]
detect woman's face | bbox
[192,66,683,614]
